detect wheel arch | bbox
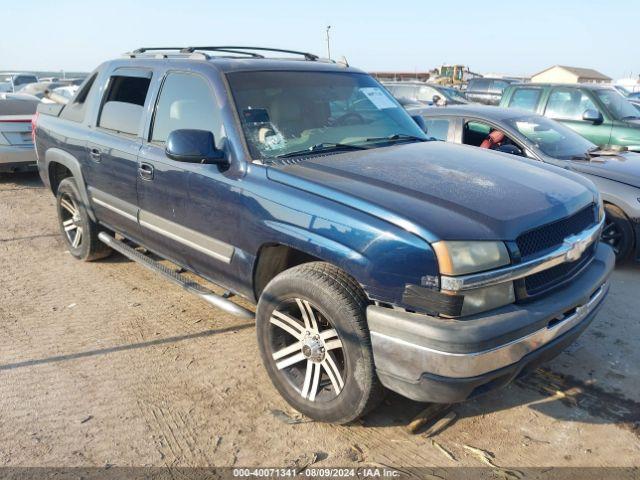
[44,148,96,221]
[252,232,369,303]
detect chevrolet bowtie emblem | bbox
[563,234,591,262]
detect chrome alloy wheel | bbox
[59,193,83,248]
[269,298,345,402]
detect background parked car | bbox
[464,77,518,105]
[500,83,640,151]
[43,85,79,104]
[17,81,69,99]
[0,72,39,93]
[0,93,39,172]
[415,104,640,262]
[383,81,468,106]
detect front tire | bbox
[56,177,111,261]
[256,262,383,424]
[602,203,634,263]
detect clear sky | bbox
[2,0,637,79]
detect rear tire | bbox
[256,262,384,424]
[602,203,634,263]
[56,177,111,261]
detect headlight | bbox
[432,240,510,276]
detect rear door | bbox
[543,87,613,147]
[84,68,153,239]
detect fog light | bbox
[460,282,515,316]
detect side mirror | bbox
[165,129,226,164]
[496,144,524,156]
[411,115,427,133]
[582,109,603,125]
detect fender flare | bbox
[256,219,371,292]
[44,148,96,221]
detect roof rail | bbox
[126,46,320,61]
[180,46,319,61]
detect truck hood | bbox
[570,152,640,189]
[267,142,597,242]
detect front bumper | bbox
[0,145,37,171]
[368,243,615,403]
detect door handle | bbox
[138,162,154,181]
[89,147,101,162]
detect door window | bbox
[489,80,511,93]
[508,88,541,112]
[463,120,519,152]
[151,72,223,147]
[468,78,491,92]
[423,118,451,140]
[98,73,151,135]
[545,89,597,120]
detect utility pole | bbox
[325,25,331,60]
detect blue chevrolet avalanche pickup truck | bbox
[33,47,614,424]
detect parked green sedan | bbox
[500,83,640,151]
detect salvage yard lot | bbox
[1,172,639,469]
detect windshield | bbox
[227,71,427,159]
[595,89,639,119]
[505,114,596,160]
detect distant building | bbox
[370,72,431,82]
[531,65,611,84]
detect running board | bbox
[98,232,254,319]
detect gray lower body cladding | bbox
[367,243,615,403]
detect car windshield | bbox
[440,87,467,102]
[595,89,639,120]
[227,71,427,159]
[505,114,596,160]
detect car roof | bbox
[414,104,535,121]
[507,82,615,91]
[109,49,364,75]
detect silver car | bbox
[0,72,39,93]
[0,93,39,172]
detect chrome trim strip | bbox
[440,218,605,292]
[138,210,234,264]
[91,197,138,222]
[89,187,139,222]
[89,188,234,264]
[371,281,608,379]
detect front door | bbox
[543,87,613,147]
[136,71,240,287]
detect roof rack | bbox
[127,46,319,61]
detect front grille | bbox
[517,204,598,297]
[516,204,596,258]
[524,242,596,296]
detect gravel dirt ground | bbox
[1,172,639,472]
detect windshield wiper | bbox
[364,133,429,144]
[276,142,368,158]
[621,115,640,120]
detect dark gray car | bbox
[416,105,640,262]
[464,78,517,105]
